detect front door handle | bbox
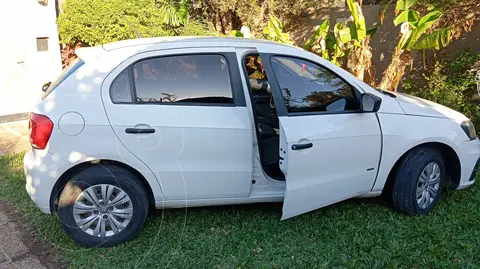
[291,143,313,150]
[125,128,155,134]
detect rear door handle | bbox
[291,143,313,150]
[125,128,155,134]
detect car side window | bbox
[132,54,234,104]
[110,69,132,103]
[271,56,359,113]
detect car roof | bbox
[101,36,296,52]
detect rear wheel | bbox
[57,165,148,247]
[392,147,446,215]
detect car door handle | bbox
[291,143,313,150]
[125,128,155,134]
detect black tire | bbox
[392,147,446,216]
[57,165,149,247]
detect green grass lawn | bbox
[1,152,480,269]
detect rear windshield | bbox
[41,59,85,100]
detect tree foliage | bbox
[378,0,453,91]
[263,15,294,44]
[304,0,376,84]
[228,16,294,45]
[58,0,215,46]
[404,51,480,129]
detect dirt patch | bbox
[0,202,68,269]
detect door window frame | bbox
[260,53,364,117]
[109,52,246,107]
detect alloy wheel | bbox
[416,162,441,209]
[73,184,133,237]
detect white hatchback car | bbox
[24,37,479,247]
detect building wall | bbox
[0,0,62,116]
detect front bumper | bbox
[24,150,69,214]
[456,139,480,190]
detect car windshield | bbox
[41,59,85,100]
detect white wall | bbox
[0,0,62,116]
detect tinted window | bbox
[110,70,132,103]
[133,55,233,104]
[271,56,358,113]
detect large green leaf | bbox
[412,27,451,50]
[366,25,379,36]
[405,10,442,49]
[304,20,330,50]
[395,0,417,12]
[263,15,294,45]
[346,0,366,40]
[269,15,284,32]
[334,23,352,44]
[393,10,420,26]
[229,30,243,37]
[326,32,336,50]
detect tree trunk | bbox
[378,49,412,92]
[345,37,376,86]
[218,10,226,35]
[260,0,269,24]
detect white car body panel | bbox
[29,48,166,208]
[23,37,478,218]
[277,114,382,219]
[394,93,468,122]
[372,113,478,192]
[101,47,253,200]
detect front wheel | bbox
[57,165,149,247]
[392,147,446,216]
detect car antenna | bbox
[121,13,143,38]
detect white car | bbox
[24,37,480,247]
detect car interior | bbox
[244,54,285,181]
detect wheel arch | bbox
[49,159,156,212]
[382,141,461,195]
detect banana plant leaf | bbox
[346,0,366,41]
[269,15,284,31]
[305,20,330,50]
[395,0,418,12]
[393,10,420,26]
[335,23,352,44]
[366,25,379,36]
[412,27,451,50]
[229,30,244,37]
[405,10,442,50]
[326,32,336,50]
[263,15,294,44]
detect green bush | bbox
[403,50,480,129]
[57,0,215,46]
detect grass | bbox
[1,152,480,268]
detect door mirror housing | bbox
[361,93,382,112]
[42,81,51,92]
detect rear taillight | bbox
[29,113,53,150]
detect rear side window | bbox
[132,54,233,104]
[42,59,85,100]
[110,70,132,103]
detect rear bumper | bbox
[24,150,69,214]
[456,139,480,190]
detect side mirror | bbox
[361,93,382,112]
[42,81,51,92]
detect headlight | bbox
[461,120,477,140]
